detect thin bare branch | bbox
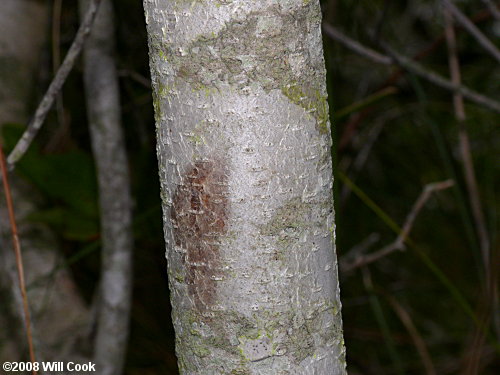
[442,0,500,64]
[383,45,500,114]
[322,24,500,115]
[340,233,380,272]
[343,180,454,272]
[6,0,102,168]
[444,6,490,282]
[322,23,392,65]
[336,7,495,152]
[482,0,500,21]
[384,295,437,375]
[0,145,37,374]
[444,6,498,350]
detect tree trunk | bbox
[79,0,134,373]
[143,0,346,373]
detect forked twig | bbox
[343,180,454,272]
[442,0,500,64]
[6,0,102,169]
[335,7,495,152]
[340,233,381,271]
[0,145,37,374]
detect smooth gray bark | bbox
[144,0,346,374]
[79,1,134,374]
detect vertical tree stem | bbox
[443,8,490,280]
[80,1,134,374]
[143,1,346,373]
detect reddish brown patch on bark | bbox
[171,159,229,311]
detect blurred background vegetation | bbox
[1,0,498,374]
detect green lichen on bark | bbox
[230,369,251,375]
[281,83,330,134]
[151,91,161,124]
[282,304,345,365]
[173,296,344,372]
[171,7,315,90]
[145,0,343,372]
[160,2,329,134]
[258,196,333,262]
[260,197,311,237]
[259,197,324,260]
[158,82,173,98]
[172,0,236,8]
[243,305,343,365]
[287,323,314,362]
[174,309,255,372]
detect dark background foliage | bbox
[3,0,499,374]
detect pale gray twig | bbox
[482,0,500,21]
[340,233,380,273]
[445,5,499,345]
[443,8,490,280]
[322,23,392,65]
[322,24,500,115]
[384,45,500,114]
[442,0,500,64]
[6,0,102,168]
[343,180,454,272]
[79,1,134,374]
[385,295,437,375]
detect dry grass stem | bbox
[0,145,37,374]
[443,6,491,281]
